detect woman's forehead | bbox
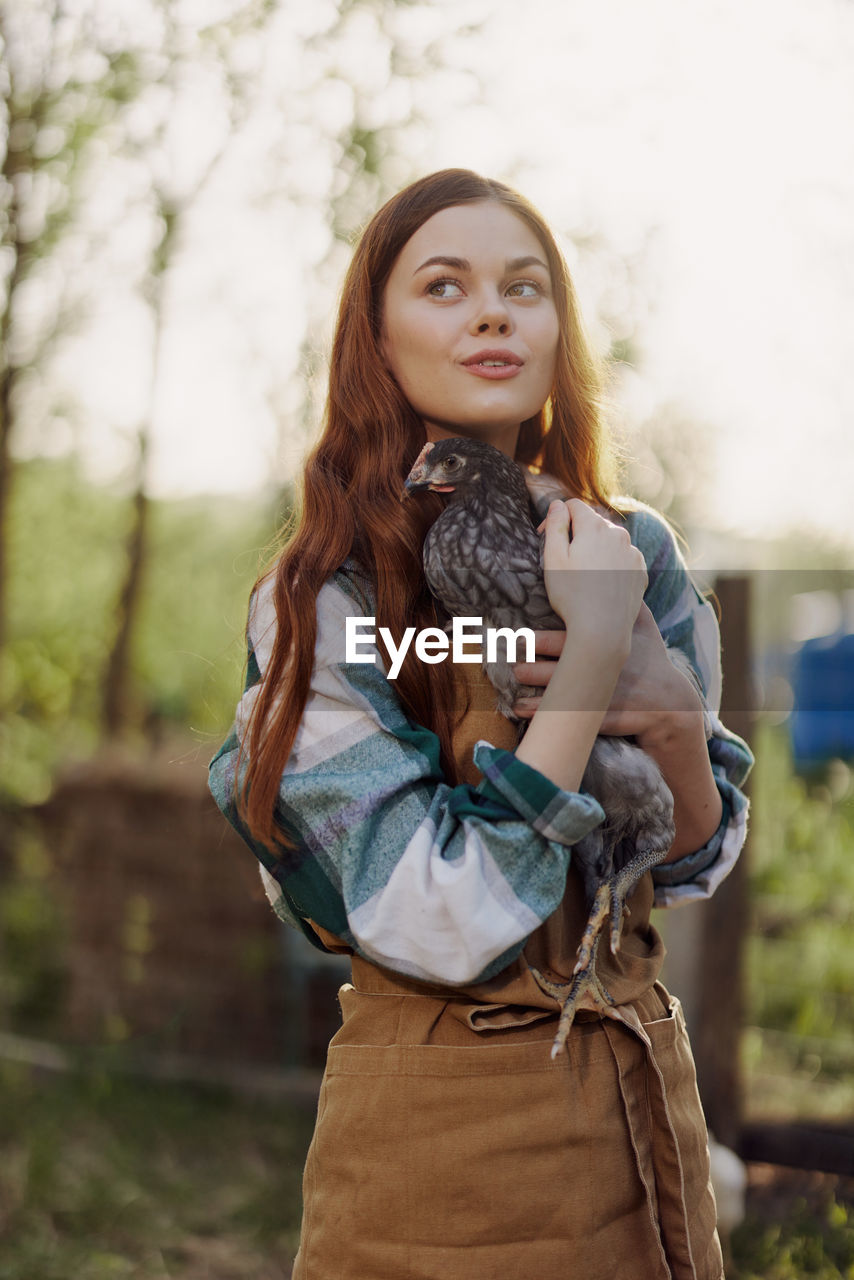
[394,201,549,275]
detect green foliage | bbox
[0,1067,314,1278]
[133,490,283,740]
[0,1064,850,1279]
[1,458,123,800]
[745,721,854,1117]
[1,456,283,804]
[0,817,66,1035]
[732,1197,854,1279]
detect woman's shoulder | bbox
[523,469,687,570]
[247,557,379,678]
[610,497,715,638]
[335,556,377,611]
[249,558,376,636]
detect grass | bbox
[0,1062,853,1278]
[2,723,854,1276]
[0,1062,314,1279]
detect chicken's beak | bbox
[402,443,436,500]
[401,466,430,499]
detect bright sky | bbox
[34,0,854,548]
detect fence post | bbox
[691,574,753,1148]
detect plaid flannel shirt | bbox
[209,503,753,985]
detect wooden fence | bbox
[36,753,348,1068]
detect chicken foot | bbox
[530,936,616,1061]
[532,840,672,1060]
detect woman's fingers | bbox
[592,602,704,739]
[512,630,564,686]
[530,629,566,656]
[541,500,647,654]
[541,499,573,569]
[511,632,564,698]
[513,659,560,687]
[543,499,646,574]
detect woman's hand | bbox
[512,598,721,857]
[514,507,721,853]
[512,501,648,796]
[597,603,703,744]
[512,603,702,740]
[540,499,648,666]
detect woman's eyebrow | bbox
[413,255,470,275]
[506,255,549,273]
[413,253,549,276]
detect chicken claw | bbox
[530,938,616,1061]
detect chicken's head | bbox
[403,437,489,497]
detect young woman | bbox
[209,169,753,1279]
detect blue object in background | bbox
[790,631,854,769]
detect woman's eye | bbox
[506,280,540,298]
[426,278,464,298]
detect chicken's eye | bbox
[443,455,460,470]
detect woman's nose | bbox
[470,291,512,336]
[477,317,509,335]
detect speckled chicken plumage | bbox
[405,436,684,1056]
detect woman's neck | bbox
[424,420,520,460]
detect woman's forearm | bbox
[514,642,722,861]
[514,634,626,793]
[638,711,723,862]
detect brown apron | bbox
[291,669,724,1280]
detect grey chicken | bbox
[404,436,697,1058]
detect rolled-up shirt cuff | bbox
[472,740,606,847]
[652,781,748,907]
[652,794,731,889]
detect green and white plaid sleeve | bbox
[624,505,754,907]
[209,568,606,986]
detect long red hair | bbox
[241,169,617,847]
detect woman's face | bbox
[380,201,560,458]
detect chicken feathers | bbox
[404,436,693,1057]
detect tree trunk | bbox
[0,364,14,665]
[100,467,150,738]
[0,131,25,678]
[100,279,165,740]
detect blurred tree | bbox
[1,0,481,770]
[100,0,278,738]
[0,1,143,689]
[263,0,484,524]
[3,455,271,803]
[100,0,480,738]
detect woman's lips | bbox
[463,363,522,380]
[461,350,524,380]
